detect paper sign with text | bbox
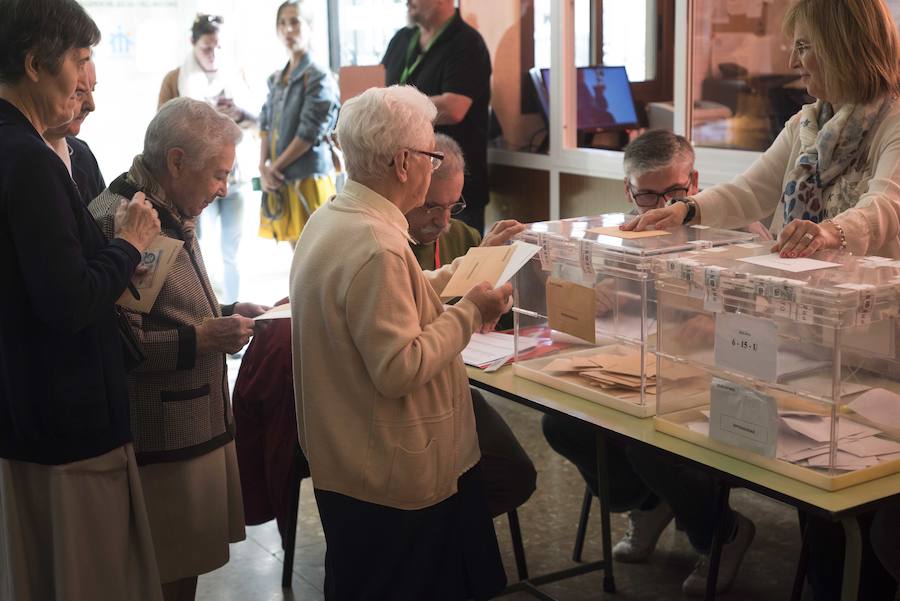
[709,377,778,458]
[714,312,778,382]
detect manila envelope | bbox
[588,226,672,239]
[117,235,183,313]
[440,245,514,298]
[546,278,596,344]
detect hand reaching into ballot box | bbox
[114,191,160,253]
[480,219,526,247]
[465,282,513,332]
[196,315,256,355]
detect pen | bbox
[128,282,141,301]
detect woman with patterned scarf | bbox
[625,0,900,262]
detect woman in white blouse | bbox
[625,0,900,260]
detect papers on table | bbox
[117,235,184,313]
[540,346,659,395]
[254,304,291,321]
[462,332,538,372]
[736,253,841,273]
[440,241,540,298]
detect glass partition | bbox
[690,0,810,151]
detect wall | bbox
[462,1,545,152]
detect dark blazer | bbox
[0,99,140,465]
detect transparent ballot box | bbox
[652,245,900,489]
[510,213,756,417]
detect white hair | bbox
[143,97,242,174]
[336,85,437,181]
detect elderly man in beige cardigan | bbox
[289,85,512,601]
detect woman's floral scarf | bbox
[781,97,892,225]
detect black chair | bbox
[572,485,595,562]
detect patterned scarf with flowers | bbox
[781,97,892,226]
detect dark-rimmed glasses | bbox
[409,149,444,171]
[627,177,693,208]
[422,195,467,216]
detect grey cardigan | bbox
[259,54,340,181]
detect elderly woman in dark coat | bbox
[0,1,162,599]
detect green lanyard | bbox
[399,13,456,85]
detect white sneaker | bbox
[612,502,674,563]
[682,511,756,596]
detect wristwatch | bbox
[669,198,697,225]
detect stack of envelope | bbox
[541,348,657,395]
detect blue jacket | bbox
[259,54,340,181]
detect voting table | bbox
[469,365,900,601]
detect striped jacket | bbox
[89,172,234,465]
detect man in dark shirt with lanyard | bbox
[382,0,492,233]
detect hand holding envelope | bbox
[117,235,184,313]
[439,241,540,298]
[464,282,513,330]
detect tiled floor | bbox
[198,389,813,601]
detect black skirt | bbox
[314,462,507,601]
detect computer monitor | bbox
[529,65,640,131]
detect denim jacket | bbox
[259,54,340,182]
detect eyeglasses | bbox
[409,148,444,171]
[423,195,467,216]
[627,177,693,208]
[793,41,812,56]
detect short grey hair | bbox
[623,129,694,179]
[143,97,242,175]
[432,133,465,181]
[336,85,437,181]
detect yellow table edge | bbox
[468,365,900,515]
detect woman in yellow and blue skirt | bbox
[258,0,340,245]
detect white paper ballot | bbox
[497,241,542,286]
[737,253,841,273]
[839,436,900,458]
[715,312,778,382]
[462,332,538,370]
[709,378,779,458]
[780,415,881,444]
[254,304,291,321]
[848,388,900,430]
[807,451,880,470]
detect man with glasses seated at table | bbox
[409,133,486,269]
[406,133,535,519]
[542,129,760,597]
[623,129,772,239]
